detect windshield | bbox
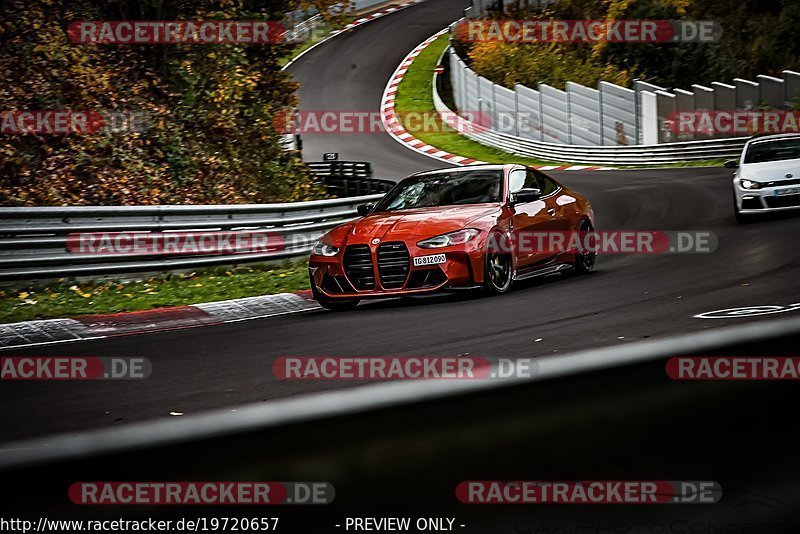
[743,138,800,164]
[373,170,503,212]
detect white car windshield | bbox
[744,138,800,164]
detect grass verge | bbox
[394,34,727,170]
[0,261,310,324]
[393,35,561,167]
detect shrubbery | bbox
[0,0,340,206]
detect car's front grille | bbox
[762,177,800,187]
[343,245,375,290]
[765,194,800,208]
[377,242,410,289]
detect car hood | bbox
[347,204,500,241]
[740,158,800,183]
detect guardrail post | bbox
[598,85,605,146]
[566,84,573,145]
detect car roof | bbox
[746,133,800,146]
[410,164,513,177]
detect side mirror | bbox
[724,159,739,169]
[356,203,374,216]
[510,188,542,205]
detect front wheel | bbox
[482,233,514,295]
[574,220,596,274]
[309,273,360,311]
[734,204,755,224]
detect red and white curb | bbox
[283,0,429,71]
[0,292,321,350]
[380,30,616,171]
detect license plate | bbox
[413,254,446,267]
[775,187,800,196]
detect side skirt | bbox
[513,263,573,282]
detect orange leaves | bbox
[0,0,332,207]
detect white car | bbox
[729,133,800,223]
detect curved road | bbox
[2,0,800,441]
[288,0,465,179]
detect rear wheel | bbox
[482,233,513,295]
[574,220,596,274]
[309,273,360,311]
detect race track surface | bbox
[2,0,800,441]
[287,0,467,179]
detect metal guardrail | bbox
[283,13,324,43]
[0,194,384,282]
[435,50,749,165]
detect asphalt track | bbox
[2,0,800,441]
[289,0,466,179]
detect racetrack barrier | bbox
[440,45,755,165]
[0,194,384,282]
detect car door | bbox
[507,168,559,268]
[530,169,578,262]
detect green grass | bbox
[394,35,563,167]
[0,261,310,324]
[394,34,728,170]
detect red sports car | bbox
[308,164,595,310]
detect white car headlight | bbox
[417,228,480,249]
[312,240,339,256]
[740,179,763,190]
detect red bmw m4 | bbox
[308,164,595,310]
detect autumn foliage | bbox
[460,0,800,94]
[0,0,338,206]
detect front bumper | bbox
[735,182,800,213]
[309,239,484,299]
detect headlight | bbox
[740,179,763,190]
[312,240,339,256]
[417,228,480,249]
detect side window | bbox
[508,169,526,194]
[524,170,541,190]
[528,170,559,196]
